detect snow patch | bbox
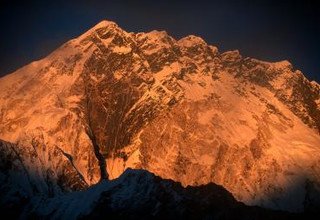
[112,46,132,54]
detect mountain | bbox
[1,165,301,220]
[0,20,320,217]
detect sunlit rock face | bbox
[0,20,320,212]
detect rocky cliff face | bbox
[0,20,320,213]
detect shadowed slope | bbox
[0,165,305,220]
[0,139,319,219]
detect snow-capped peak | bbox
[77,19,122,41]
[92,20,117,29]
[178,35,206,47]
[0,19,319,216]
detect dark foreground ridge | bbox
[0,163,317,219]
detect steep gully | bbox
[84,78,109,181]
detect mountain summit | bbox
[0,20,320,216]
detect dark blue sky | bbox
[0,0,319,82]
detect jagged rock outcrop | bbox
[0,20,320,213]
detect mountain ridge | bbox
[0,20,320,215]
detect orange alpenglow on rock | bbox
[0,20,319,217]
